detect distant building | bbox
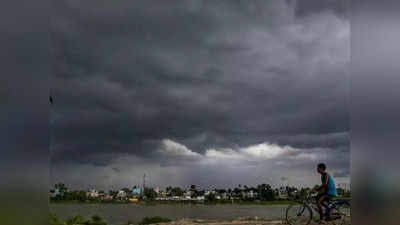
[97,191,106,200]
[117,190,127,199]
[196,196,205,200]
[184,190,192,198]
[49,189,58,198]
[221,193,228,199]
[103,193,113,200]
[132,188,141,197]
[87,189,99,198]
[154,186,160,194]
[278,187,288,199]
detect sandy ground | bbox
[156,217,284,225]
[153,216,350,225]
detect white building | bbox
[184,190,192,198]
[87,189,99,198]
[196,196,205,200]
[117,190,127,199]
[278,187,288,199]
[220,193,226,199]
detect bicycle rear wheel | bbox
[337,203,351,225]
[326,206,350,225]
[285,203,312,225]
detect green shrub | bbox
[85,215,107,225]
[50,213,108,225]
[50,212,65,225]
[138,217,171,225]
[66,215,85,225]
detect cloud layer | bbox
[50,0,349,190]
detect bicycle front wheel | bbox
[285,203,312,225]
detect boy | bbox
[313,163,338,222]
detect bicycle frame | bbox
[286,191,350,225]
[298,192,343,218]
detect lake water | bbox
[50,203,288,225]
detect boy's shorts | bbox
[316,192,334,203]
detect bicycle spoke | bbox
[286,203,312,225]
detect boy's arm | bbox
[316,174,329,191]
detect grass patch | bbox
[138,217,172,225]
[50,212,108,225]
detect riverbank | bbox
[50,200,295,205]
[51,205,350,225]
[51,203,289,224]
[153,217,350,225]
[152,217,285,225]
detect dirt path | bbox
[154,216,350,225]
[157,217,285,225]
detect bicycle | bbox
[285,191,350,225]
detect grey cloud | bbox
[112,167,121,173]
[293,0,348,18]
[333,171,349,178]
[50,0,349,188]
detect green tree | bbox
[190,185,198,198]
[171,187,184,197]
[121,188,131,194]
[197,190,205,196]
[217,189,226,194]
[166,186,173,196]
[76,191,87,202]
[53,183,68,200]
[258,184,276,201]
[300,187,310,199]
[55,183,68,193]
[233,188,241,197]
[144,187,157,200]
[205,193,216,202]
[109,190,118,199]
[286,186,299,198]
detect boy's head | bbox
[317,163,326,174]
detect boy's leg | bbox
[323,196,333,219]
[317,195,326,221]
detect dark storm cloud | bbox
[1,2,51,224]
[112,168,121,173]
[51,0,349,188]
[333,171,349,178]
[292,0,349,18]
[280,177,289,181]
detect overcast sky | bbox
[50,0,349,191]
